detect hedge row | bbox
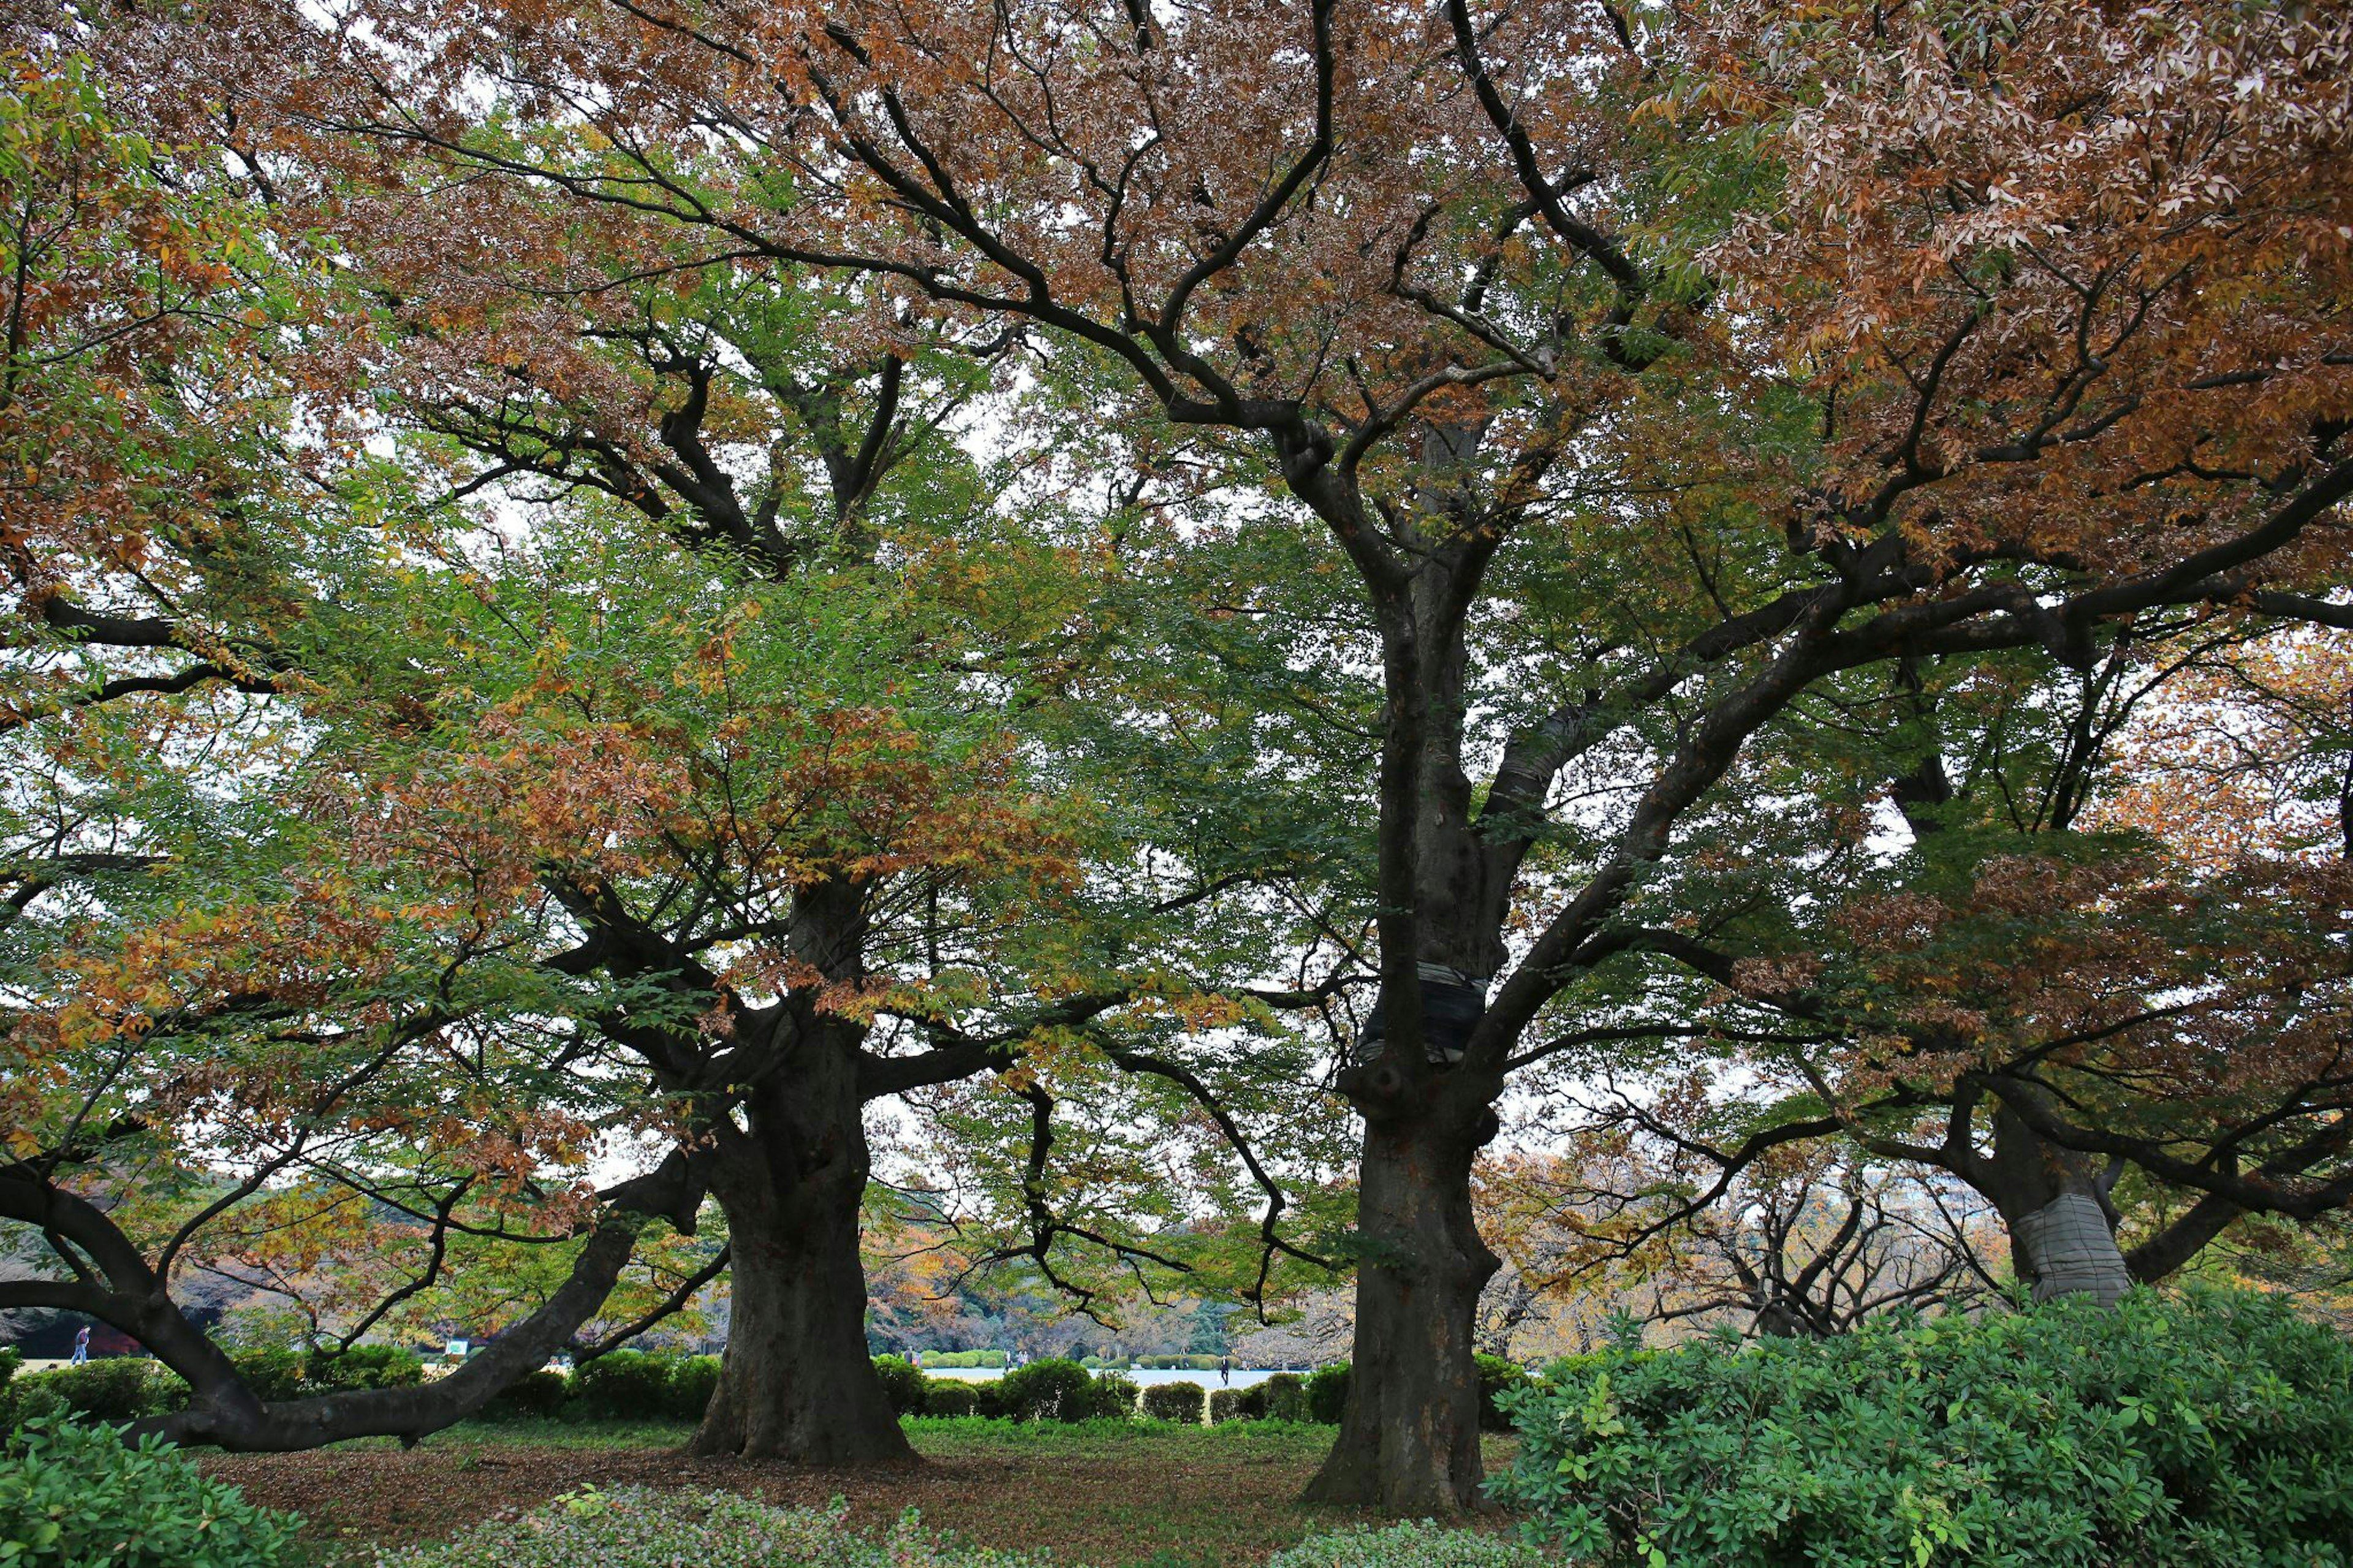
[0,1344,1481,1433]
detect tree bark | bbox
[688,1028,914,1464]
[1982,1094,2132,1305]
[1303,1108,1498,1510]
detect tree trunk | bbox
[689,1030,914,1464]
[1303,1111,1498,1510]
[1982,1094,2132,1305]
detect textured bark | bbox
[688,1025,913,1464]
[1982,1095,2132,1305]
[1303,1111,1498,1510]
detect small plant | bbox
[479,1369,569,1420]
[305,1346,424,1393]
[1303,1363,1349,1424]
[873,1356,928,1416]
[1259,1372,1306,1422]
[1267,1521,1553,1568]
[568,1349,673,1419]
[373,1488,1051,1568]
[0,1417,301,1567]
[1140,1381,1205,1424]
[1473,1354,1529,1433]
[919,1377,980,1418]
[665,1354,721,1421]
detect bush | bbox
[1473,1354,1528,1433]
[480,1370,570,1420]
[569,1349,674,1419]
[666,1355,721,1421]
[993,1358,1131,1422]
[920,1350,1007,1369]
[229,1347,308,1404]
[1495,1289,2353,1568]
[0,1417,301,1567]
[918,1378,979,1418]
[0,1347,17,1391]
[1140,1381,1205,1424]
[873,1357,927,1417]
[374,1487,1046,1568]
[1088,1372,1139,1420]
[1303,1363,1349,1425]
[1260,1372,1307,1423]
[13,1360,183,1424]
[1265,1521,1552,1568]
[305,1345,423,1393]
[1208,1388,1248,1423]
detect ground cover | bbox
[199,1420,1523,1567]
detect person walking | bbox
[1219,1354,1230,1386]
[70,1324,90,1365]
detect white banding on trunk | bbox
[2014,1192,2129,1304]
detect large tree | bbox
[286,0,2353,1507]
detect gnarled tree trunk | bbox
[690,1029,912,1464]
[1983,1094,2131,1305]
[1304,1100,1498,1510]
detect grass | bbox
[199,1418,1521,1567]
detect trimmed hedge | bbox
[1260,1371,1307,1422]
[306,1345,425,1393]
[1495,1289,2353,1567]
[1303,1363,1349,1424]
[1140,1381,1205,1424]
[873,1356,926,1416]
[917,1377,979,1418]
[481,1369,569,1420]
[570,1349,675,1419]
[1,1417,300,1567]
[2,1360,186,1427]
[1208,1388,1248,1424]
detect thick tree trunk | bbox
[689,1026,914,1464]
[1303,1112,1498,1510]
[1982,1095,2132,1305]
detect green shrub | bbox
[1088,1372,1139,1420]
[228,1348,307,1404]
[305,1345,423,1393]
[1260,1371,1307,1422]
[1140,1381,1205,1424]
[480,1370,570,1421]
[919,1378,979,1418]
[1495,1289,2353,1568]
[569,1350,673,1419]
[993,1358,1128,1422]
[1303,1363,1349,1425]
[13,1360,183,1424]
[920,1350,1009,1369]
[1473,1353,1528,1433]
[1265,1520,1552,1568]
[1208,1388,1248,1423]
[0,1417,301,1567]
[665,1355,721,1422]
[873,1357,927,1417]
[0,1347,20,1392]
[374,1487,1044,1568]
